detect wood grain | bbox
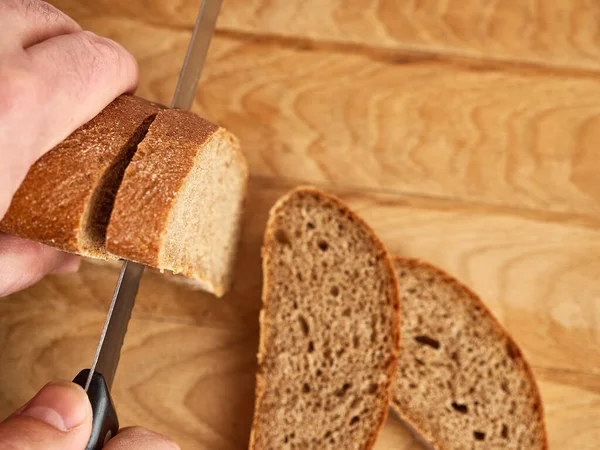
[50,0,600,72]
[10,177,600,377]
[0,299,257,450]
[44,16,600,218]
[3,2,598,449]
[1,294,599,449]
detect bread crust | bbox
[0,95,159,257]
[105,109,220,264]
[250,187,401,450]
[390,257,549,450]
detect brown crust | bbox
[0,95,159,256]
[250,186,402,450]
[105,109,219,264]
[390,257,549,450]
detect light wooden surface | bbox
[52,0,600,71]
[1,1,599,449]
[43,13,600,218]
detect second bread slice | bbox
[250,188,401,449]
[391,258,547,449]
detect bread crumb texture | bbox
[251,188,400,450]
[392,258,548,450]
[106,109,248,296]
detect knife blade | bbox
[85,261,144,391]
[72,1,223,448]
[171,0,223,110]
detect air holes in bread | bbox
[308,341,314,353]
[318,239,329,251]
[298,316,309,336]
[274,229,291,246]
[414,335,441,349]
[451,402,468,414]
[331,286,340,297]
[302,383,311,394]
[335,383,352,397]
[502,424,509,439]
[283,432,296,444]
[350,416,360,426]
[473,431,486,441]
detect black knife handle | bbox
[73,369,119,450]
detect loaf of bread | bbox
[1,96,248,296]
[391,257,548,450]
[0,95,159,259]
[250,188,401,449]
[105,109,248,296]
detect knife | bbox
[72,1,223,448]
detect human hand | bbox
[0,0,139,296]
[0,380,179,449]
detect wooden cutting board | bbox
[2,1,600,449]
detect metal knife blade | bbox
[171,0,223,110]
[84,0,224,390]
[84,261,143,391]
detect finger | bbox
[0,233,80,297]
[0,30,139,199]
[104,427,180,450]
[26,29,139,139]
[0,380,92,450]
[0,0,81,50]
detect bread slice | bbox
[105,109,248,297]
[250,187,401,449]
[0,95,159,258]
[391,258,548,450]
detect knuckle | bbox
[79,31,122,66]
[71,31,137,91]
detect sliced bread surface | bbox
[250,187,401,449]
[0,95,159,258]
[392,258,548,450]
[105,109,248,297]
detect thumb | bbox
[0,380,92,450]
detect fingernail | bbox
[20,380,91,431]
[52,255,82,275]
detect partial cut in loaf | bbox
[1,96,248,297]
[0,95,159,258]
[250,187,401,449]
[391,257,548,450]
[105,108,248,297]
